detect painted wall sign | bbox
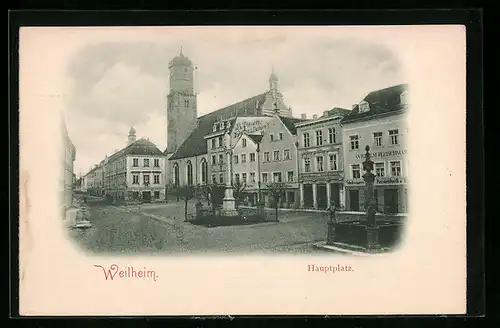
[232,120,270,139]
[299,171,342,182]
[345,176,407,186]
[355,149,407,160]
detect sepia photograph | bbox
[19,25,467,315]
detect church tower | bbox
[166,48,198,154]
[127,126,137,145]
[261,67,292,117]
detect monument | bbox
[220,130,238,217]
[362,145,380,251]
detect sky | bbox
[21,27,406,176]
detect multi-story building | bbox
[259,115,305,208]
[103,127,167,202]
[295,107,351,209]
[341,83,409,213]
[231,132,262,205]
[61,115,76,207]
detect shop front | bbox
[299,171,344,210]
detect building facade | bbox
[341,84,409,214]
[295,108,351,210]
[104,128,167,202]
[61,117,76,207]
[231,132,261,205]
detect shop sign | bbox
[355,149,407,160]
[299,171,342,182]
[376,176,407,185]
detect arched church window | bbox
[200,158,208,185]
[187,161,193,186]
[173,163,180,187]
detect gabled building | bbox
[341,83,409,213]
[295,107,351,209]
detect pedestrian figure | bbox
[328,201,337,223]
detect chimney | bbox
[301,113,307,119]
[313,114,318,119]
[323,110,329,117]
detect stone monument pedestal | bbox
[326,221,337,245]
[365,225,380,252]
[221,187,238,217]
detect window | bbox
[154,159,160,167]
[219,173,224,184]
[241,154,247,163]
[218,136,223,148]
[284,149,291,160]
[211,139,216,149]
[273,172,282,182]
[287,171,294,182]
[273,150,280,161]
[329,154,338,171]
[389,129,399,145]
[242,138,247,147]
[401,92,408,105]
[219,154,224,164]
[250,172,256,183]
[242,173,247,184]
[352,164,361,179]
[212,174,217,184]
[375,163,385,177]
[186,161,193,186]
[373,132,383,147]
[144,159,149,167]
[350,135,359,150]
[201,160,208,184]
[235,173,240,184]
[133,158,139,167]
[359,101,370,113]
[279,132,283,140]
[184,99,189,107]
[303,133,310,147]
[173,163,180,186]
[304,157,311,173]
[262,173,268,183]
[211,155,216,165]
[233,155,239,164]
[154,174,160,184]
[316,130,323,146]
[269,134,274,142]
[390,161,401,176]
[316,156,324,172]
[133,175,139,184]
[250,153,256,162]
[328,128,336,144]
[264,152,270,162]
[143,174,150,185]
[154,191,160,199]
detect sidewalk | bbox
[313,241,390,256]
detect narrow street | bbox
[68,196,333,254]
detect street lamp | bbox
[256,141,262,205]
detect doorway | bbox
[142,191,151,203]
[349,189,359,211]
[317,184,327,209]
[384,189,399,214]
[330,183,341,207]
[303,184,313,208]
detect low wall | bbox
[336,211,407,223]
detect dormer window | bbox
[400,91,408,106]
[358,101,370,113]
[213,124,217,132]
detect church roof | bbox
[107,138,164,163]
[341,83,408,124]
[167,92,268,160]
[170,51,192,67]
[278,116,308,135]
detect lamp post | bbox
[256,141,262,205]
[362,145,380,251]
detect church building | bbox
[165,50,298,190]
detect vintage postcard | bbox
[19,25,467,315]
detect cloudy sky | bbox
[22,27,408,175]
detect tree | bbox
[267,182,287,222]
[233,180,246,208]
[207,184,225,216]
[173,185,197,221]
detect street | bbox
[68,196,335,254]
